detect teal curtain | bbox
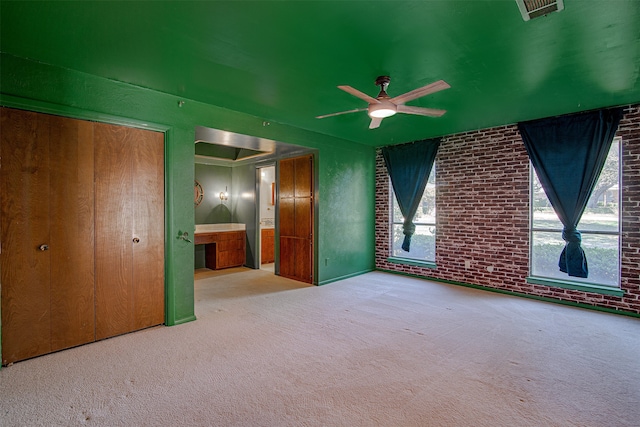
[518,108,623,278]
[382,138,441,252]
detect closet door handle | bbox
[133,237,140,244]
[39,244,49,251]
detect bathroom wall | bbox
[194,163,232,225]
[194,163,232,268]
[231,163,259,268]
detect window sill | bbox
[387,257,436,269]
[526,276,624,297]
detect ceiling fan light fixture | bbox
[368,101,397,118]
[317,76,449,128]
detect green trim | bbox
[376,268,640,319]
[0,94,169,132]
[387,257,436,269]
[170,315,198,326]
[318,269,374,286]
[526,276,625,297]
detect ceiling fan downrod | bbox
[375,75,391,98]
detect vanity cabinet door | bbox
[261,228,275,264]
[216,231,246,269]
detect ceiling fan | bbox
[316,76,450,129]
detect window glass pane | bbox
[581,139,619,232]
[392,224,435,261]
[531,173,563,229]
[531,231,564,278]
[532,231,619,287]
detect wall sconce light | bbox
[219,186,228,202]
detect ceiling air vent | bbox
[515,0,564,21]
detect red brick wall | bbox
[375,105,640,315]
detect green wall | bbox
[0,54,376,332]
[194,164,233,225]
[194,164,233,269]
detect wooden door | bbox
[48,115,96,351]
[131,129,165,331]
[1,108,95,364]
[94,123,164,340]
[279,155,313,283]
[1,108,52,363]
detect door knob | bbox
[133,237,140,244]
[39,244,49,251]
[178,231,192,243]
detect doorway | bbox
[258,165,276,271]
[193,126,316,285]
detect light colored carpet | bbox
[1,269,639,426]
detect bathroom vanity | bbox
[194,224,246,270]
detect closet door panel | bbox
[279,159,295,198]
[294,238,312,283]
[294,198,312,239]
[94,123,134,340]
[294,156,312,198]
[0,108,52,363]
[131,129,165,330]
[279,197,295,237]
[279,237,295,280]
[49,117,96,350]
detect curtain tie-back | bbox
[401,220,416,251]
[559,226,587,277]
[561,227,582,244]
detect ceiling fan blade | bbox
[338,85,380,104]
[316,108,367,119]
[369,117,383,129]
[390,80,451,105]
[397,105,447,117]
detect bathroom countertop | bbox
[195,223,246,233]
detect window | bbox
[530,138,620,287]
[390,166,436,262]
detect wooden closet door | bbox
[1,108,52,363]
[279,155,313,283]
[131,128,165,331]
[1,108,95,364]
[49,116,96,351]
[94,123,164,340]
[94,123,135,340]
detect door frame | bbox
[254,152,318,284]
